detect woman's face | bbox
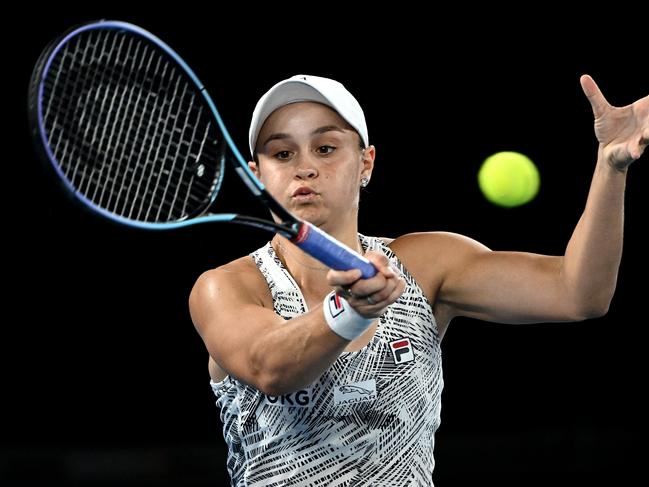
[250,102,373,229]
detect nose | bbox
[294,153,318,180]
[296,166,317,180]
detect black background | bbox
[4,5,646,486]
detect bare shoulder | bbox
[189,254,286,386]
[390,231,488,249]
[374,233,479,258]
[189,255,271,327]
[389,231,490,275]
[386,231,490,296]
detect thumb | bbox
[580,74,610,118]
[364,251,395,278]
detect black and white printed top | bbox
[211,234,444,486]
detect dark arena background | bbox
[4,6,645,486]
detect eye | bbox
[316,145,335,155]
[274,150,292,160]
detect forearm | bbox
[563,149,627,316]
[249,304,349,395]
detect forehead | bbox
[259,102,350,139]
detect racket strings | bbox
[41,28,223,223]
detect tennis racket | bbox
[28,20,376,278]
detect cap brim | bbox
[249,80,335,154]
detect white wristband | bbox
[322,291,374,341]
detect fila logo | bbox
[328,293,345,318]
[389,337,414,364]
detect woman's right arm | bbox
[189,253,403,396]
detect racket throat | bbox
[231,215,297,238]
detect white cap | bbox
[248,74,368,157]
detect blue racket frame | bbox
[31,20,376,278]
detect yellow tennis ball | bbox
[478,151,540,207]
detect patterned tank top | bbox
[210,234,443,486]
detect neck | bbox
[273,226,363,289]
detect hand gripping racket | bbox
[28,20,376,278]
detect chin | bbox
[291,206,327,227]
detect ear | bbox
[360,145,375,179]
[248,160,260,178]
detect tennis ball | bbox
[478,151,540,207]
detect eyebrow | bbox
[261,125,347,147]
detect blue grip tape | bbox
[292,222,377,278]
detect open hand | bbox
[580,75,648,171]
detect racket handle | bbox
[292,222,377,278]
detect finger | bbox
[641,127,649,147]
[377,275,406,306]
[327,268,362,288]
[580,74,611,118]
[349,277,406,319]
[630,140,647,161]
[364,251,389,268]
[349,272,387,298]
[392,275,407,300]
[629,126,649,161]
[363,274,402,303]
[364,251,397,278]
[380,265,398,279]
[359,273,405,307]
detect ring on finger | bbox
[339,287,354,299]
[366,295,376,305]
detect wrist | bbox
[597,146,630,175]
[322,291,373,341]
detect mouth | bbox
[291,186,318,201]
